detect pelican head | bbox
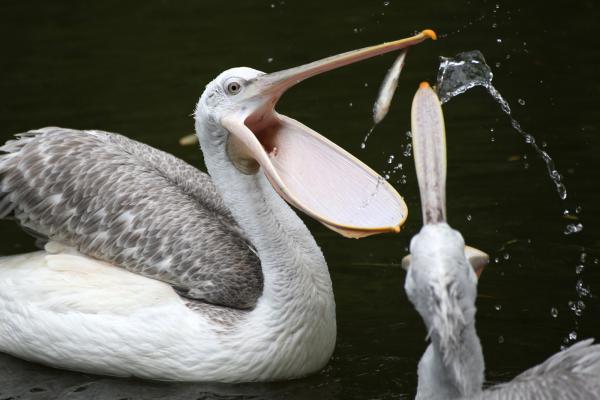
[194,31,437,238]
[402,83,488,396]
[405,224,478,352]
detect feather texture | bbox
[478,339,600,399]
[0,127,262,309]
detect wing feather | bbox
[480,339,600,399]
[0,127,262,309]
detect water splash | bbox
[564,223,583,235]
[436,50,567,200]
[437,51,591,351]
[361,125,375,149]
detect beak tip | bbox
[419,81,431,90]
[422,29,437,41]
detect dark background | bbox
[0,0,599,398]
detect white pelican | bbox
[0,31,435,382]
[403,82,600,399]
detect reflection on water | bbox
[0,0,599,399]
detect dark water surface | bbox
[1,0,599,399]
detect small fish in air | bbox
[372,49,408,124]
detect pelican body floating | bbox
[0,31,436,382]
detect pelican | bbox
[0,31,436,382]
[403,82,600,399]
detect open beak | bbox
[222,30,436,238]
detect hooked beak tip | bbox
[419,81,431,89]
[422,29,437,41]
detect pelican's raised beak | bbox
[222,30,436,238]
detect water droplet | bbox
[496,38,502,43]
[267,57,274,63]
[349,102,353,107]
[594,258,599,265]
[270,3,276,8]
[353,27,359,33]
[577,300,586,310]
[569,331,577,341]
[466,214,472,222]
[575,280,590,297]
[575,264,585,274]
[498,335,504,344]
[550,307,558,318]
[494,304,502,311]
[568,300,576,311]
[518,98,526,106]
[402,144,412,157]
[495,62,501,68]
[580,252,587,263]
[364,82,369,87]
[564,223,583,235]
[492,22,497,28]
[383,0,390,5]
[361,126,375,149]
[384,174,390,180]
[524,134,534,143]
[503,253,510,260]
[575,205,582,214]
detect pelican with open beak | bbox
[0,30,435,382]
[210,30,437,238]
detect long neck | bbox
[197,126,332,309]
[416,311,484,399]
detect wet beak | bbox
[222,30,436,238]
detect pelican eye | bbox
[225,79,243,95]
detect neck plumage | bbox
[416,298,485,399]
[197,126,332,309]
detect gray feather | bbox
[0,127,263,309]
[478,339,600,399]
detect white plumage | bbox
[0,33,432,381]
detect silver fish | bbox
[372,50,408,124]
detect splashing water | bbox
[361,125,375,149]
[436,50,567,200]
[437,51,590,350]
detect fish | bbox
[372,50,408,124]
